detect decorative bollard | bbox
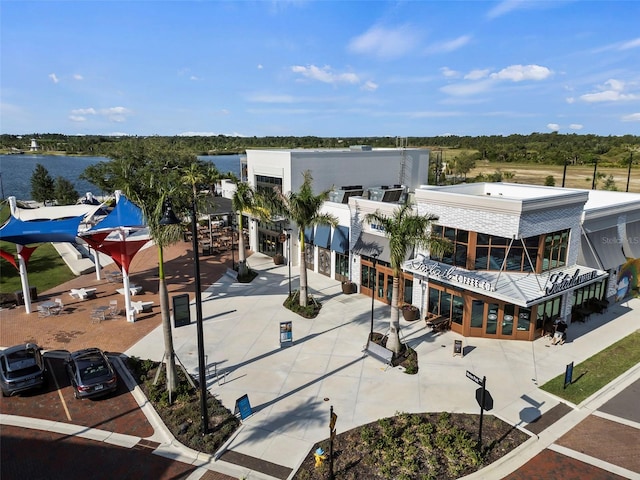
[314,447,327,468]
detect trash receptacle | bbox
[14,286,37,305]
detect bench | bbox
[131,301,154,314]
[426,315,451,333]
[364,340,393,367]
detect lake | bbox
[0,154,243,201]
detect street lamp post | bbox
[286,228,292,298]
[160,198,209,435]
[369,253,379,341]
[190,198,209,435]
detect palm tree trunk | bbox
[299,239,308,307]
[158,246,177,393]
[386,276,402,355]
[236,213,248,277]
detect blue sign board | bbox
[280,321,293,346]
[235,394,253,420]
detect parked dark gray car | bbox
[66,348,117,399]
[0,343,46,396]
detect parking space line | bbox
[47,359,72,422]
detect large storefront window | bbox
[432,226,469,268]
[475,233,538,272]
[486,303,499,335]
[471,300,484,328]
[335,252,349,282]
[361,258,393,305]
[541,229,569,271]
[403,277,413,305]
[517,307,532,331]
[536,296,562,330]
[304,246,314,270]
[255,175,283,194]
[257,219,286,257]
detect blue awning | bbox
[331,225,350,254]
[304,226,315,245]
[314,225,331,249]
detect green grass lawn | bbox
[1,204,76,295]
[541,331,640,404]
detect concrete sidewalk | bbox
[126,253,640,479]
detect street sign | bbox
[330,411,338,430]
[466,370,483,386]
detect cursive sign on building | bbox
[407,260,495,292]
[545,269,599,295]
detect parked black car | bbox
[65,348,117,399]
[0,343,46,396]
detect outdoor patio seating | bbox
[69,288,97,300]
[131,300,154,314]
[116,285,142,296]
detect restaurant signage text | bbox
[545,269,598,295]
[407,260,495,292]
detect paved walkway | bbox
[2,242,639,479]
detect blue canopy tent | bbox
[0,214,84,313]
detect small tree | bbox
[271,171,337,307]
[365,203,450,355]
[544,175,555,187]
[54,176,79,205]
[30,163,54,203]
[232,181,269,278]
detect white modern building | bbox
[244,146,430,262]
[243,147,639,341]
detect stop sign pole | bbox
[478,375,486,449]
[466,370,487,450]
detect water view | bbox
[0,154,242,201]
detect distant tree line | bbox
[2,132,637,168]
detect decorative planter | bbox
[401,306,420,321]
[342,282,356,294]
[273,254,285,265]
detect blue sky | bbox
[2,1,639,137]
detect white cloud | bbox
[440,79,494,96]
[425,35,471,54]
[291,65,360,85]
[257,64,263,70]
[68,106,131,123]
[190,76,200,81]
[566,97,575,104]
[547,123,560,131]
[490,64,552,82]
[580,79,639,103]
[248,94,295,103]
[48,73,59,84]
[440,67,459,78]
[348,24,420,59]
[71,108,97,115]
[620,37,640,50]
[569,124,583,130]
[464,69,490,80]
[486,0,523,19]
[73,74,83,81]
[361,80,378,92]
[622,113,640,122]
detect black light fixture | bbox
[369,253,379,341]
[159,200,181,226]
[160,198,209,435]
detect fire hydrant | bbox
[314,447,327,468]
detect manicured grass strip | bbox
[541,331,640,405]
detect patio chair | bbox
[53,298,64,315]
[109,300,119,317]
[37,305,50,317]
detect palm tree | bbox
[273,170,337,307]
[81,144,192,396]
[365,203,450,355]
[231,181,269,278]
